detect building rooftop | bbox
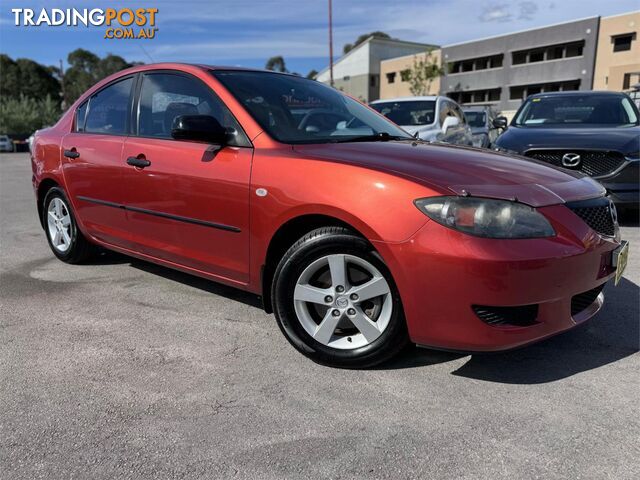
[316,36,437,77]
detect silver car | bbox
[370,96,473,146]
[462,105,504,148]
[0,135,13,152]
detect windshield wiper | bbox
[331,132,410,143]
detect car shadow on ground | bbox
[91,251,638,384]
[92,250,264,309]
[383,277,639,383]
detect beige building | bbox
[593,11,640,91]
[315,37,436,102]
[379,50,441,99]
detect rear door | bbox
[61,76,134,246]
[120,71,253,284]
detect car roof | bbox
[528,90,627,99]
[462,105,493,111]
[370,96,440,104]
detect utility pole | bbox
[59,59,66,110]
[328,0,334,87]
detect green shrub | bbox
[0,94,62,137]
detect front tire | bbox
[272,227,408,368]
[43,187,95,263]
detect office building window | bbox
[386,72,396,84]
[529,49,545,63]
[370,75,377,87]
[512,51,527,65]
[509,80,581,101]
[511,40,585,65]
[448,54,504,74]
[613,33,635,52]
[400,69,411,82]
[510,86,526,100]
[448,88,501,105]
[565,42,584,58]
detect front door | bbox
[61,76,134,246]
[120,71,253,284]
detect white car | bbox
[0,135,13,152]
[370,96,474,146]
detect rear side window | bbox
[137,73,249,146]
[75,101,88,132]
[84,77,133,135]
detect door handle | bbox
[127,156,151,168]
[64,149,80,159]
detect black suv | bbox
[494,91,639,209]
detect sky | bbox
[0,0,638,76]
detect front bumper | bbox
[597,159,639,207]
[374,204,621,351]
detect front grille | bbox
[473,304,539,327]
[525,150,625,177]
[566,197,617,237]
[571,284,605,316]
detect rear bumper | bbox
[598,160,639,207]
[375,204,620,352]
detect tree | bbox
[406,49,444,96]
[63,49,136,105]
[0,55,60,103]
[306,69,318,79]
[265,56,287,73]
[0,94,61,136]
[343,31,390,54]
[0,55,20,100]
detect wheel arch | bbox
[36,178,60,229]
[261,214,370,313]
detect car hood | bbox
[293,141,605,207]
[495,125,640,154]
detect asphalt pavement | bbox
[1,152,639,479]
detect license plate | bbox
[613,240,629,286]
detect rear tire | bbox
[42,187,95,264]
[272,227,408,368]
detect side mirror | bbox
[441,116,460,134]
[171,115,227,144]
[492,116,508,130]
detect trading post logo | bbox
[10,7,159,39]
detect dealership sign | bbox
[10,8,158,39]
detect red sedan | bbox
[31,64,628,367]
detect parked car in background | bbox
[495,91,640,210]
[462,105,503,148]
[0,135,13,152]
[32,65,627,368]
[370,96,473,146]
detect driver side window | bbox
[137,73,248,145]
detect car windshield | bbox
[514,94,640,127]
[370,100,436,126]
[211,70,411,144]
[463,111,486,128]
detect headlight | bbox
[493,145,519,155]
[414,196,555,238]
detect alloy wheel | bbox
[293,254,393,349]
[47,197,72,253]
